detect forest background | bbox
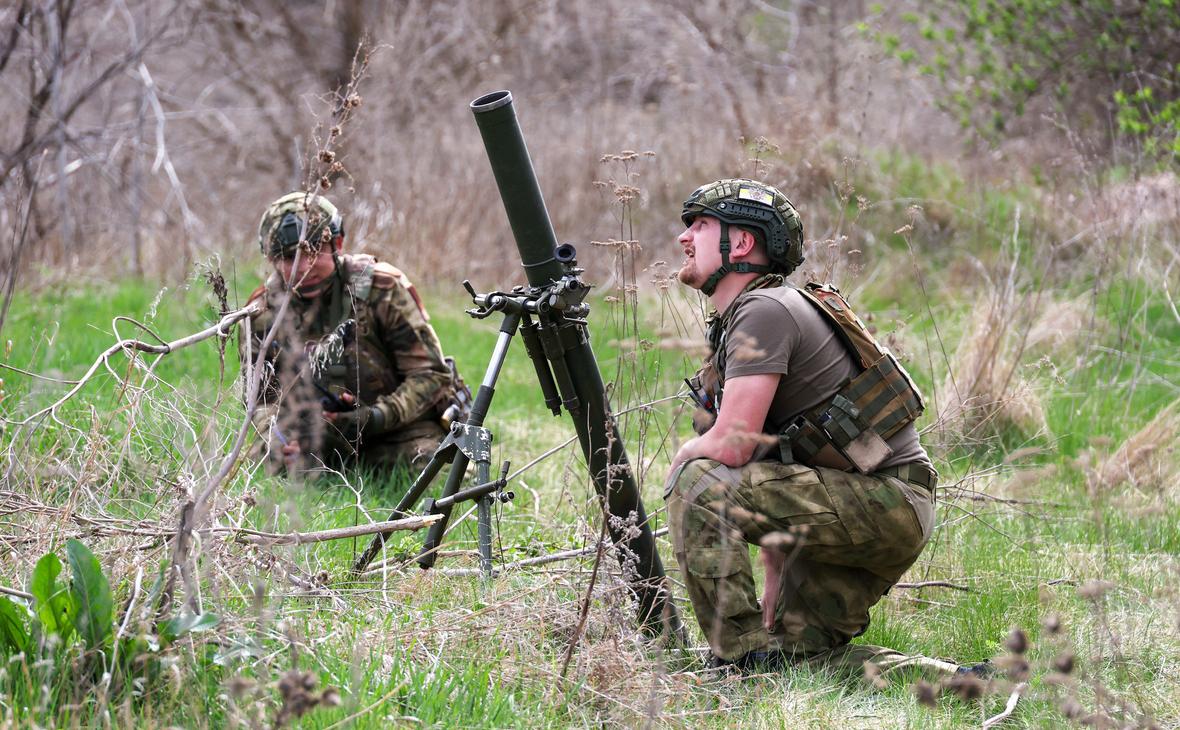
[1,1,1178,727]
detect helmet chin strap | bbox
[699,222,772,296]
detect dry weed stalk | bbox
[923,209,1085,449]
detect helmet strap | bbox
[699,222,772,296]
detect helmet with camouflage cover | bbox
[681,178,804,294]
[257,192,345,259]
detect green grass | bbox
[1,229,1178,727]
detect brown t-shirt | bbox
[718,285,932,470]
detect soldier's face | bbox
[677,215,722,289]
[272,246,336,291]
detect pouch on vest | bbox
[783,283,925,473]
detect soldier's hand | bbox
[759,546,786,633]
[281,439,302,471]
[325,397,386,440]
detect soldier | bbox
[665,179,952,676]
[239,192,459,475]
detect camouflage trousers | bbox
[309,418,447,476]
[348,418,448,473]
[666,459,935,668]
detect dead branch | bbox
[4,301,261,427]
[894,580,971,592]
[0,584,33,600]
[983,682,1028,728]
[229,514,441,546]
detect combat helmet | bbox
[257,192,345,259]
[681,179,804,294]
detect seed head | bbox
[1004,627,1028,654]
[946,673,985,701]
[1042,613,1062,635]
[914,679,937,707]
[1053,650,1075,674]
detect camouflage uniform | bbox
[666,458,935,668]
[239,253,451,474]
[666,271,939,673]
[670,178,946,675]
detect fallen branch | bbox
[229,514,441,546]
[0,584,33,601]
[982,681,1028,728]
[400,526,672,577]
[894,580,971,592]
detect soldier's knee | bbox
[667,457,724,503]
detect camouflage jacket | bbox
[238,254,451,457]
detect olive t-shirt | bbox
[719,286,932,470]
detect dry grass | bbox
[1098,397,1180,496]
[933,288,1050,446]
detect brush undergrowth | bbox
[1,155,1178,727]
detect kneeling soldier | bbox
[666,179,944,674]
[240,192,457,475]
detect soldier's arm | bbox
[368,275,451,431]
[668,373,780,472]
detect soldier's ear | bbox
[733,228,757,257]
[331,233,344,252]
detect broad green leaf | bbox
[160,611,220,644]
[66,540,114,652]
[0,597,31,655]
[28,552,75,637]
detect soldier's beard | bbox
[677,256,703,289]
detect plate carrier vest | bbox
[707,281,926,473]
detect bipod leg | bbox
[351,435,457,575]
[476,498,493,577]
[474,450,493,577]
[418,309,521,569]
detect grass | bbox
[2,164,1179,727]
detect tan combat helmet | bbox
[257,192,345,259]
[681,179,804,294]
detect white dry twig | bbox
[982,682,1028,728]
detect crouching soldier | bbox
[239,192,462,475]
[666,179,959,677]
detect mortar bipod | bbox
[352,276,571,577]
[422,459,513,576]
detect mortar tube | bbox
[470,90,680,636]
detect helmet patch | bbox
[738,186,773,206]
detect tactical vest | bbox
[249,255,445,413]
[705,280,925,474]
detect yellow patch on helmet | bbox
[738,186,773,206]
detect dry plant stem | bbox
[893,580,970,592]
[5,302,261,427]
[982,682,1028,729]
[157,500,194,620]
[192,282,297,516]
[230,514,440,546]
[158,271,293,618]
[560,505,610,679]
[425,526,672,577]
[0,584,33,600]
[0,363,81,384]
